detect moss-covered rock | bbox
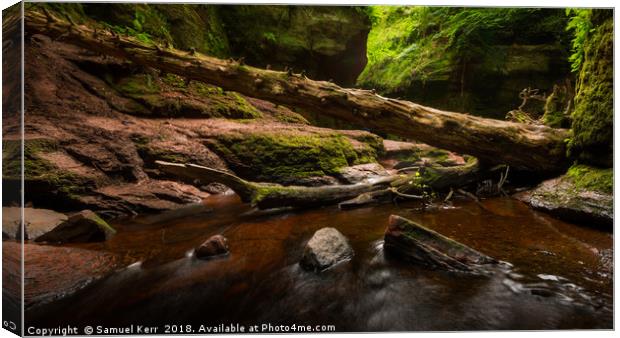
[35,209,116,243]
[2,138,95,208]
[389,142,466,169]
[565,164,613,195]
[38,3,231,57]
[151,4,230,57]
[514,164,613,228]
[208,132,382,184]
[109,73,262,119]
[568,11,613,167]
[542,83,572,128]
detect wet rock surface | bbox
[381,140,466,171]
[2,242,120,309]
[335,163,390,184]
[514,175,613,229]
[2,207,68,240]
[195,234,230,259]
[300,227,353,271]
[384,215,497,272]
[35,210,116,243]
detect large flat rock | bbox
[2,207,68,240]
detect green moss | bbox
[358,7,568,92]
[161,73,188,88]
[3,138,58,178]
[110,73,261,119]
[357,7,571,117]
[250,184,295,206]
[153,4,230,57]
[42,4,230,57]
[30,3,89,24]
[394,146,452,166]
[567,11,613,167]
[90,212,117,236]
[116,74,160,96]
[135,142,190,164]
[2,139,92,200]
[542,85,571,128]
[566,164,613,194]
[211,133,379,182]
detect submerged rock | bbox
[335,163,390,184]
[300,227,353,272]
[2,207,68,241]
[35,210,116,243]
[384,215,497,272]
[195,234,229,259]
[513,168,613,229]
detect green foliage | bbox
[263,32,277,43]
[566,164,613,194]
[29,3,88,24]
[358,7,569,95]
[101,8,169,45]
[152,4,230,57]
[53,4,230,57]
[567,12,613,167]
[565,9,593,72]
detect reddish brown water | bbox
[26,194,613,331]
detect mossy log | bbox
[26,10,569,173]
[155,159,486,210]
[156,161,399,209]
[384,215,497,272]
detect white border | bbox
[0,1,617,338]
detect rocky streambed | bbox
[21,194,612,330]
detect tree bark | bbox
[26,10,570,173]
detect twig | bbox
[444,188,454,202]
[456,188,480,203]
[389,187,424,199]
[396,166,421,173]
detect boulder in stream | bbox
[513,168,612,229]
[195,234,230,259]
[384,215,497,272]
[300,227,353,272]
[2,207,68,241]
[35,210,116,243]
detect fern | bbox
[566,8,593,72]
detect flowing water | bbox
[26,194,613,331]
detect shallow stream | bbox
[27,194,613,331]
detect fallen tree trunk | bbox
[384,215,497,272]
[26,10,569,173]
[156,159,488,210]
[156,161,399,209]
